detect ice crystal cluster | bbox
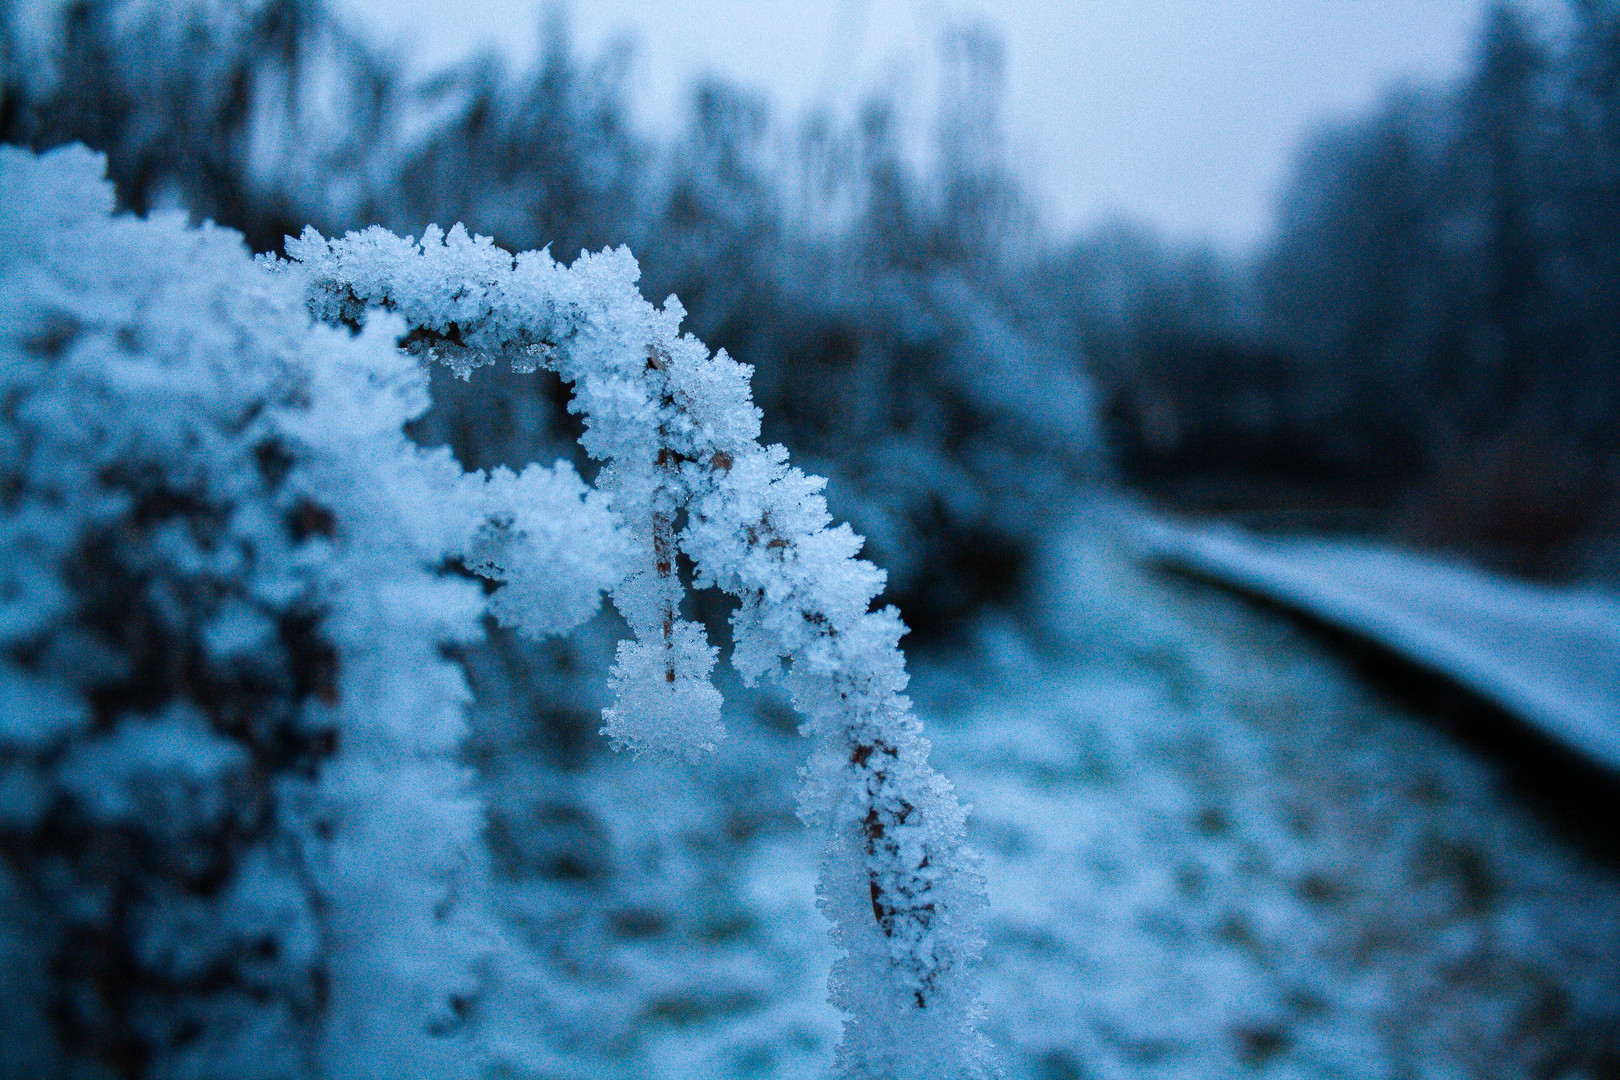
[0,143,991,1078]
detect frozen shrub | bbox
[0,144,623,1078]
[0,143,991,1078]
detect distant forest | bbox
[1045,2,1620,579]
[5,0,1617,603]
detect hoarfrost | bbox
[292,219,996,1077]
[0,142,993,1078]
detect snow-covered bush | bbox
[0,142,628,1078]
[0,143,991,1078]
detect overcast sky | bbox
[336,0,1514,252]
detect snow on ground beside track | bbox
[909,507,1620,1080]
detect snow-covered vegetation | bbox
[287,218,995,1077]
[1,143,526,1078]
[0,142,994,1078]
[3,0,1618,1077]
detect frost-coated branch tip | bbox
[292,223,996,1077]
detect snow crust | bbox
[1138,519,1620,773]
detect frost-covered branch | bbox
[290,223,995,1077]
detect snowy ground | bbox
[920,509,1620,1079]
[494,506,1620,1079]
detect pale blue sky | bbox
[338,1,1532,251]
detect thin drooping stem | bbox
[290,224,994,1077]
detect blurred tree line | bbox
[1044,0,1620,579]
[7,0,1613,596]
[0,0,1099,643]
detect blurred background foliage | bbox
[0,0,1103,650]
[7,0,1618,607]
